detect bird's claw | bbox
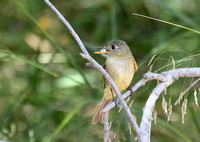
[113,98,118,107]
[127,86,133,97]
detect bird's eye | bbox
[111,45,116,49]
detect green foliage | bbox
[0,0,200,141]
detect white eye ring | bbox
[111,45,118,50]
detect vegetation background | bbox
[0,0,200,141]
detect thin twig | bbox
[174,78,200,105]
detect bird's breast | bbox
[105,58,134,92]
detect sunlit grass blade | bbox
[132,13,200,34]
[0,51,58,77]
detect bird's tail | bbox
[92,97,112,124]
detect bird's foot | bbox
[113,98,118,107]
[127,86,134,97]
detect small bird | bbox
[92,40,138,124]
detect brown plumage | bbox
[92,40,138,124]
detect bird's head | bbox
[94,40,132,59]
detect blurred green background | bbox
[0,0,200,141]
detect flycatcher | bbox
[92,40,138,124]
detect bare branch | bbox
[143,72,167,82]
[161,68,200,78]
[140,68,200,141]
[174,77,200,105]
[103,112,111,142]
[140,80,171,142]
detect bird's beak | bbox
[94,47,110,54]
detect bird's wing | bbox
[103,64,107,88]
[133,58,138,71]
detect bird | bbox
[92,40,138,124]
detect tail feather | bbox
[92,98,112,124]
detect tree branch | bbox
[140,68,200,141]
[103,112,111,142]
